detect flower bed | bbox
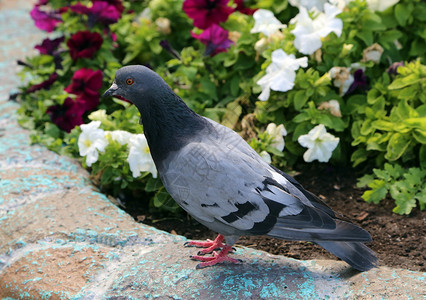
[16,0,425,215]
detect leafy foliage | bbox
[358,164,426,214]
[16,0,426,215]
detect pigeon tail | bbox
[316,241,378,271]
[267,219,373,242]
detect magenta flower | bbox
[35,37,64,55]
[93,0,124,13]
[27,72,58,93]
[70,1,121,26]
[183,0,234,29]
[67,31,103,61]
[346,69,369,95]
[191,24,233,56]
[65,68,103,111]
[47,97,86,133]
[234,0,257,15]
[30,6,62,32]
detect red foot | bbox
[191,245,242,269]
[184,234,226,254]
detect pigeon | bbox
[104,65,378,271]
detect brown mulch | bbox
[125,165,425,272]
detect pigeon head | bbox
[104,65,207,164]
[103,65,169,106]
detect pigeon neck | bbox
[136,89,206,165]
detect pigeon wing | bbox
[160,120,338,236]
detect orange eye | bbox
[126,78,134,85]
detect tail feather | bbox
[316,241,378,271]
[267,219,372,242]
[267,218,378,271]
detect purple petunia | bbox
[67,31,103,61]
[35,37,65,55]
[65,68,103,111]
[345,69,369,95]
[183,0,234,29]
[69,1,121,26]
[27,72,58,93]
[191,24,233,56]
[234,0,257,15]
[30,6,62,32]
[47,97,86,133]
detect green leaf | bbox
[385,133,412,161]
[413,130,426,144]
[394,3,411,26]
[230,75,240,97]
[351,148,368,167]
[362,179,388,204]
[357,30,373,45]
[293,90,309,111]
[388,74,420,89]
[357,174,375,188]
[145,177,163,193]
[200,76,218,100]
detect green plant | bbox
[358,163,426,214]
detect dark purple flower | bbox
[70,1,121,26]
[65,68,103,111]
[387,61,404,75]
[27,73,58,93]
[47,97,86,132]
[30,6,62,32]
[183,0,234,29]
[191,24,233,56]
[346,69,369,95]
[93,0,124,13]
[67,31,103,61]
[35,37,65,55]
[234,0,257,15]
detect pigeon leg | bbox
[191,245,242,269]
[184,234,226,254]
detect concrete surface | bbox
[0,1,425,299]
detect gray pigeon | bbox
[104,65,378,271]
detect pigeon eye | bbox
[126,78,134,85]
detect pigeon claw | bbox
[192,245,241,269]
[184,234,226,254]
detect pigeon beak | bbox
[103,82,119,98]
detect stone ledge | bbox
[0,2,425,299]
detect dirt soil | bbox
[125,165,425,272]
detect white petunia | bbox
[127,134,157,178]
[328,66,353,95]
[289,0,352,11]
[298,124,339,162]
[361,43,384,64]
[266,123,288,151]
[291,3,343,55]
[105,130,134,145]
[288,0,328,11]
[256,49,308,101]
[250,9,286,37]
[260,151,272,164]
[318,100,342,117]
[78,121,108,167]
[366,0,399,12]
